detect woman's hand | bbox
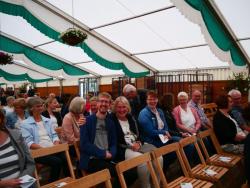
[77,115,86,127]
[0,179,21,188]
[131,142,141,152]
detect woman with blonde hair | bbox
[112,96,162,188]
[61,97,86,144]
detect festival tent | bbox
[0,0,249,86]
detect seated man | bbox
[188,90,212,130]
[228,89,250,132]
[79,92,120,187]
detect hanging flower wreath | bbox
[59,28,87,46]
[0,52,14,65]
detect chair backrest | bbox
[151,142,189,187]
[200,103,217,120]
[179,136,206,173]
[55,127,63,140]
[63,169,112,188]
[73,140,87,176]
[116,152,160,188]
[197,129,223,159]
[31,144,75,187]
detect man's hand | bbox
[131,142,141,151]
[165,132,171,139]
[105,151,112,159]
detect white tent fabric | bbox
[0,0,249,85]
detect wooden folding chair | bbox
[200,103,217,121]
[73,140,88,176]
[31,143,75,188]
[197,129,242,168]
[152,142,213,188]
[116,152,160,188]
[63,169,112,188]
[55,127,63,140]
[179,136,228,183]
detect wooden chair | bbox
[55,127,63,140]
[63,169,112,188]
[31,143,75,188]
[73,140,88,176]
[197,129,242,168]
[179,136,228,183]
[151,142,213,188]
[200,103,217,121]
[116,152,160,188]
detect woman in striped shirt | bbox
[0,110,35,187]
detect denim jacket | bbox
[20,116,59,148]
[6,111,29,129]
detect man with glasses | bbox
[228,89,250,132]
[79,92,120,187]
[188,90,212,130]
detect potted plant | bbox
[0,52,13,65]
[227,72,250,94]
[59,28,87,46]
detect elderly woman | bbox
[3,96,15,114]
[213,95,246,154]
[112,96,162,188]
[21,97,69,182]
[42,97,62,129]
[61,97,86,144]
[0,110,35,188]
[172,91,201,134]
[6,98,29,129]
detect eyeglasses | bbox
[98,100,110,104]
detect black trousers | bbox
[35,152,70,182]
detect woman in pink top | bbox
[62,97,86,144]
[172,91,201,134]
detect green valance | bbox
[0,69,53,83]
[0,35,88,76]
[185,0,246,66]
[0,0,149,78]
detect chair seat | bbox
[168,176,213,188]
[41,177,75,188]
[191,164,228,182]
[208,154,242,168]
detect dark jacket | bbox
[112,113,140,161]
[213,110,237,145]
[42,110,62,127]
[79,114,117,170]
[7,128,35,177]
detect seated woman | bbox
[213,95,246,154]
[0,110,35,188]
[6,98,29,129]
[21,97,69,182]
[42,97,62,129]
[112,96,162,188]
[172,91,201,135]
[61,97,86,145]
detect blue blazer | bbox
[6,111,29,129]
[79,114,117,170]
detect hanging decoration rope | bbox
[0,52,14,65]
[59,28,87,46]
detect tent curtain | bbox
[0,0,149,78]
[0,68,53,83]
[172,0,247,67]
[0,35,88,76]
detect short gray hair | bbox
[69,97,85,114]
[228,89,241,97]
[177,91,189,100]
[123,84,136,94]
[26,97,44,115]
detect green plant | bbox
[227,72,250,94]
[19,83,28,93]
[0,52,13,65]
[59,28,87,46]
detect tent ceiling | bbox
[0,0,249,84]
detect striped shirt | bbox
[0,137,20,180]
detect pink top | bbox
[172,105,201,132]
[61,112,80,144]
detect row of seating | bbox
[31,129,242,188]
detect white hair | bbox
[177,91,188,100]
[123,84,136,94]
[228,89,241,97]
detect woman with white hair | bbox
[61,97,86,144]
[172,91,201,134]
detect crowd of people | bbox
[0,84,250,187]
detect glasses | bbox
[98,100,110,104]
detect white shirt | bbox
[37,121,54,147]
[50,115,58,129]
[228,115,247,137]
[180,106,196,129]
[119,119,137,146]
